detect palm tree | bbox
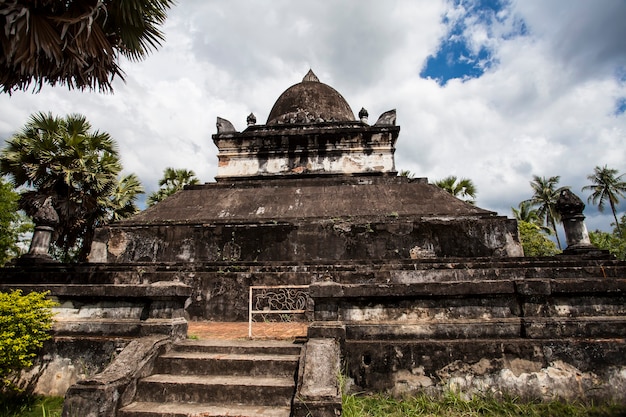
[107,174,145,223]
[434,175,477,204]
[582,165,626,237]
[512,200,552,234]
[1,0,174,93]
[0,112,141,261]
[147,168,200,206]
[525,175,568,250]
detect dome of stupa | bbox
[266,70,355,125]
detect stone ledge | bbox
[311,280,517,298]
[344,319,523,340]
[311,278,626,299]
[0,282,192,299]
[53,317,187,339]
[523,316,626,338]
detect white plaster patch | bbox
[87,241,108,262]
[107,231,128,258]
[555,304,571,316]
[176,239,194,262]
[392,369,434,397]
[342,305,386,321]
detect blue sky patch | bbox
[616,98,626,115]
[421,0,526,85]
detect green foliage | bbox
[398,170,415,179]
[342,392,626,417]
[589,215,626,260]
[517,220,560,257]
[0,291,56,388]
[0,178,32,265]
[147,167,199,206]
[0,395,63,417]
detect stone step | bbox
[118,401,291,417]
[172,338,302,356]
[155,351,300,377]
[133,374,296,406]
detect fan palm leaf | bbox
[1,0,175,93]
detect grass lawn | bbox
[343,392,626,417]
[0,395,63,417]
[2,392,625,416]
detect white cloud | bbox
[1,0,624,234]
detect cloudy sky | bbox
[1,0,625,236]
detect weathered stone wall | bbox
[3,256,625,401]
[308,256,626,402]
[15,337,129,397]
[91,216,521,263]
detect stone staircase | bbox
[118,339,302,417]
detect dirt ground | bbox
[187,321,308,340]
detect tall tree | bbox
[1,0,174,93]
[0,112,142,262]
[147,168,199,206]
[525,175,568,250]
[434,175,477,204]
[582,165,626,238]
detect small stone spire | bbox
[359,107,369,123]
[246,113,257,126]
[302,69,320,83]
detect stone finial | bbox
[359,107,369,123]
[246,113,257,126]
[30,196,59,227]
[374,109,396,126]
[216,117,237,134]
[555,189,595,254]
[302,69,320,83]
[556,188,585,216]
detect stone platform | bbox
[89,175,522,263]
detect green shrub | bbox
[0,290,56,388]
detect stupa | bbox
[3,71,624,409]
[89,70,522,264]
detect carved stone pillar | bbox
[20,196,59,262]
[26,226,56,258]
